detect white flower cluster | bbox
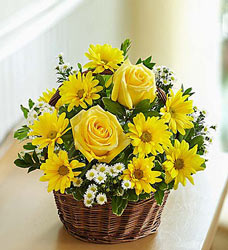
[83,162,127,207]
[27,102,55,126]
[154,65,176,86]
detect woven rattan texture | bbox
[53,191,169,243]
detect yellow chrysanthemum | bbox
[40,151,85,193]
[160,89,194,135]
[163,139,205,190]
[29,111,69,155]
[38,88,63,109]
[128,113,172,156]
[122,156,162,195]
[84,44,124,73]
[59,72,103,112]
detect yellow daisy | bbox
[128,113,172,156]
[84,44,124,73]
[160,89,194,135]
[40,150,85,193]
[38,88,63,109]
[163,139,205,190]
[122,156,162,195]
[59,72,103,112]
[29,111,69,155]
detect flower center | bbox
[58,165,69,176]
[47,130,57,139]
[134,169,144,179]
[174,159,184,170]
[77,89,85,99]
[140,131,152,142]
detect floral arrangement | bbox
[14,39,215,216]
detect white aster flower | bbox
[85,169,98,181]
[73,177,83,187]
[122,180,132,190]
[95,172,107,184]
[96,193,107,205]
[87,184,98,194]
[113,163,125,173]
[84,190,95,200]
[108,166,118,177]
[84,197,93,207]
[97,163,108,174]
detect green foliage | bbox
[154,189,164,205]
[120,39,131,57]
[14,151,41,173]
[136,56,155,70]
[102,97,126,117]
[20,105,29,119]
[14,126,30,140]
[77,63,82,72]
[23,142,36,150]
[28,99,35,109]
[111,196,128,216]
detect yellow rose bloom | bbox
[29,111,70,155]
[59,71,103,112]
[122,156,162,195]
[111,59,156,109]
[84,44,124,73]
[163,140,205,190]
[38,88,63,109]
[70,105,130,163]
[128,113,172,156]
[40,151,84,194]
[160,89,194,135]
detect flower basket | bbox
[14,39,215,244]
[53,190,169,243]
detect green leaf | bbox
[102,97,126,117]
[14,126,30,140]
[154,189,164,205]
[32,151,39,163]
[136,58,142,64]
[139,192,151,200]
[127,189,139,202]
[133,99,150,114]
[117,199,128,216]
[14,159,31,168]
[144,110,160,118]
[190,135,204,148]
[158,182,168,191]
[111,196,128,216]
[72,191,83,201]
[120,39,131,56]
[27,166,38,173]
[20,105,29,119]
[24,153,34,165]
[28,99,35,109]
[23,143,36,150]
[77,63,82,72]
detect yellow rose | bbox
[111,59,156,109]
[70,105,130,163]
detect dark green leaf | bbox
[20,105,29,119]
[73,191,83,201]
[127,189,139,201]
[102,97,126,117]
[14,159,31,168]
[28,99,35,109]
[190,135,204,148]
[158,182,168,191]
[133,99,150,114]
[139,192,151,200]
[136,58,142,64]
[154,189,164,205]
[112,196,128,216]
[24,153,34,165]
[23,143,36,150]
[77,63,82,72]
[32,151,39,163]
[27,166,38,173]
[117,199,128,216]
[144,110,160,118]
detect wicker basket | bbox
[53,191,169,243]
